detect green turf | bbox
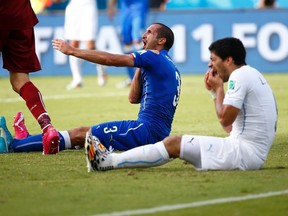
[0,74,287,216]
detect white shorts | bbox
[64,0,98,41]
[180,135,264,171]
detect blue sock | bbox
[9,132,65,152]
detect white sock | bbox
[59,131,71,149]
[96,64,106,76]
[99,141,171,170]
[69,56,83,84]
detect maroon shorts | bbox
[0,28,41,73]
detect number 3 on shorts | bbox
[104,126,118,134]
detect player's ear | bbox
[225,56,234,65]
[158,37,166,46]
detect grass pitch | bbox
[0,74,287,216]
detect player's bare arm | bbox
[107,0,117,20]
[129,68,142,104]
[52,39,134,67]
[206,70,236,132]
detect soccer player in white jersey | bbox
[86,37,278,172]
[62,0,107,89]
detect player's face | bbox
[142,24,160,50]
[209,52,230,82]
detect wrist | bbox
[210,90,216,100]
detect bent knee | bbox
[69,126,90,139]
[163,135,182,158]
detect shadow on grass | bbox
[262,166,287,170]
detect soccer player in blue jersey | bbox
[0,23,181,153]
[108,0,149,87]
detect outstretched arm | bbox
[52,39,134,67]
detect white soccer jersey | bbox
[180,65,277,170]
[64,0,98,41]
[223,65,278,161]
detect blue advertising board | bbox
[0,9,287,77]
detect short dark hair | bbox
[264,0,275,6]
[208,37,246,65]
[154,23,174,51]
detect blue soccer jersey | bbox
[91,49,181,151]
[133,49,181,138]
[119,0,149,44]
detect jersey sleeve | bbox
[132,50,155,68]
[223,70,248,109]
